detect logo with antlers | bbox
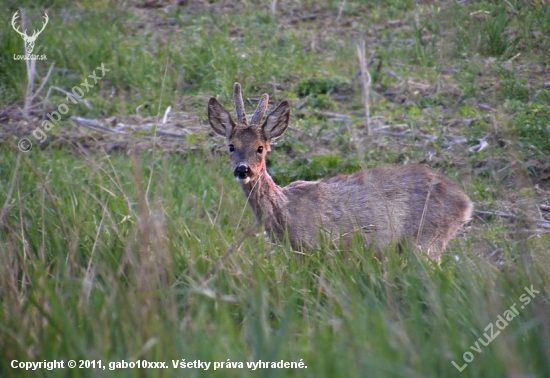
[11,11,49,55]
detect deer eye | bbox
[228,145,235,153]
[256,146,264,154]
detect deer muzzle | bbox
[234,164,251,184]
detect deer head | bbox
[11,11,49,55]
[208,83,290,185]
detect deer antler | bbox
[233,83,248,125]
[250,94,269,126]
[11,11,26,38]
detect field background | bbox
[1,0,550,377]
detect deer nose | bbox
[234,164,251,179]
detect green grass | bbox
[0,148,549,378]
[1,0,550,377]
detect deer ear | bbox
[262,101,290,140]
[208,97,236,137]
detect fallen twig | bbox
[475,209,550,228]
[71,116,118,133]
[31,62,55,103]
[475,210,518,219]
[469,134,490,153]
[47,87,93,109]
[71,116,189,139]
[317,111,353,121]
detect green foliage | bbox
[499,67,530,102]
[303,94,337,110]
[294,77,346,98]
[272,154,362,184]
[0,149,549,378]
[417,95,443,109]
[482,8,520,58]
[508,98,550,156]
[532,3,550,37]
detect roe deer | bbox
[208,83,472,260]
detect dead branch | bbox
[71,116,118,133]
[71,116,189,139]
[31,62,55,102]
[475,209,550,228]
[356,39,372,135]
[46,87,93,109]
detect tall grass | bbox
[1,147,549,378]
[2,0,550,377]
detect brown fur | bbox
[208,84,473,259]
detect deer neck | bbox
[240,165,287,238]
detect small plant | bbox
[418,95,443,109]
[482,8,520,58]
[273,154,362,184]
[512,101,550,156]
[499,67,529,102]
[294,76,347,97]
